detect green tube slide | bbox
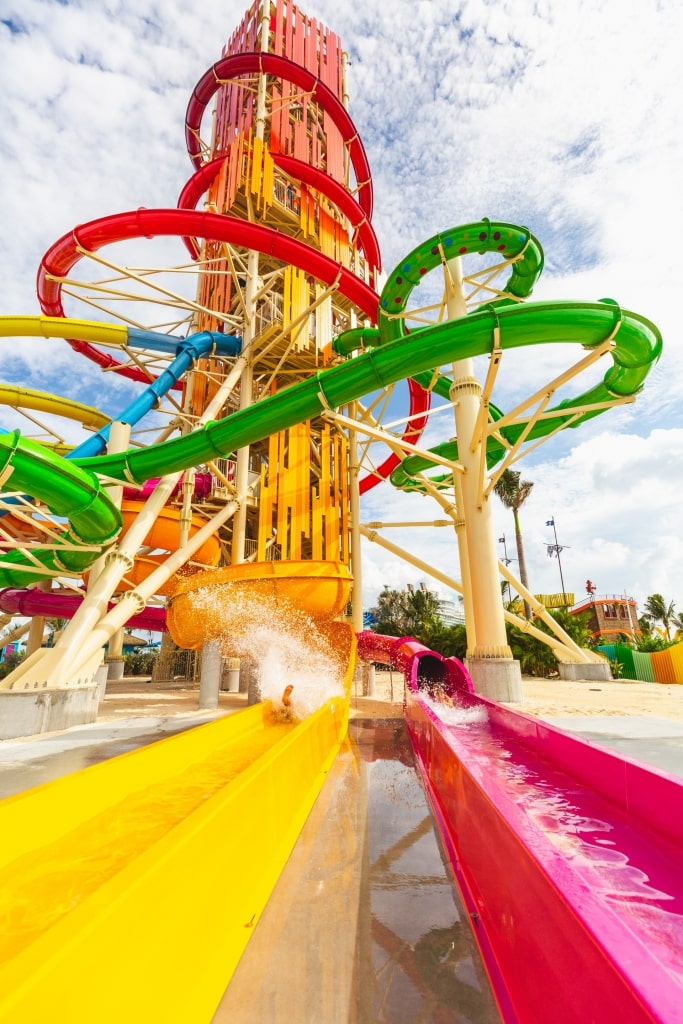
[389,296,661,490]
[0,430,121,586]
[0,222,662,586]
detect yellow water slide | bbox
[0,620,354,1023]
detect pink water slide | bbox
[357,632,683,1023]
[0,588,166,634]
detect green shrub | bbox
[124,651,158,676]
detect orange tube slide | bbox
[113,500,222,596]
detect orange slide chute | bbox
[111,500,222,597]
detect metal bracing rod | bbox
[259,278,341,387]
[60,285,200,323]
[321,409,464,476]
[5,407,68,447]
[69,244,221,316]
[470,330,503,454]
[382,300,450,325]
[485,338,615,437]
[355,389,393,426]
[17,353,249,660]
[463,259,525,304]
[220,242,252,325]
[486,394,634,497]
[497,559,599,663]
[59,272,204,308]
[360,523,463,595]
[493,392,634,437]
[206,459,239,497]
[0,500,71,544]
[251,267,284,304]
[498,604,589,663]
[381,398,458,433]
[359,525,588,664]
[57,288,190,336]
[362,521,453,529]
[0,621,31,648]
[50,498,242,686]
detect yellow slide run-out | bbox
[0,631,353,1022]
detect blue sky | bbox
[0,0,681,615]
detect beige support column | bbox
[361,662,376,697]
[230,254,257,566]
[103,421,131,682]
[453,474,476,656]
[199,640,222,710]
[446,257,522,701]
[24,580,51,656]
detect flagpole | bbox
[549,516,566,595]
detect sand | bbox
[98,670,683,725]
[350,670,683,722]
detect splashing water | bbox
[186,587,346,720]
[423,693,489,728]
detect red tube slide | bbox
[185,52,373,218]
[177,154,381,270]
[36,208,379,383]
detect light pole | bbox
[498,534,512,601]
[498,534,512,567]
[545,516,568,598]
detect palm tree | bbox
[45,617,69,647]
[371,583,443,640]
[494,469,534,618]
[671,612,683,639]
[643,593,676,640]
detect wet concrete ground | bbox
[543,714,683,779]
[0,712,225,799]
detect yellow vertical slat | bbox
[284,267,306,351]
[330,432,342,560]
[283,427,297,562]
[315,293,332,355]
[283,266,293,326]
[311,484,323,560]
[299,185,309,234]
[322,426,336,559]
[262,148,274,213]
[275,430,289,558]
[340,433,349,564]
[296,268,307,352]
[290,424,304,560]
[251,133,263,197]
[296,423,308,558]
[240,129,250,198]
[257,463,269,561]
[259,432,280,561]
[320,424,331,561]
